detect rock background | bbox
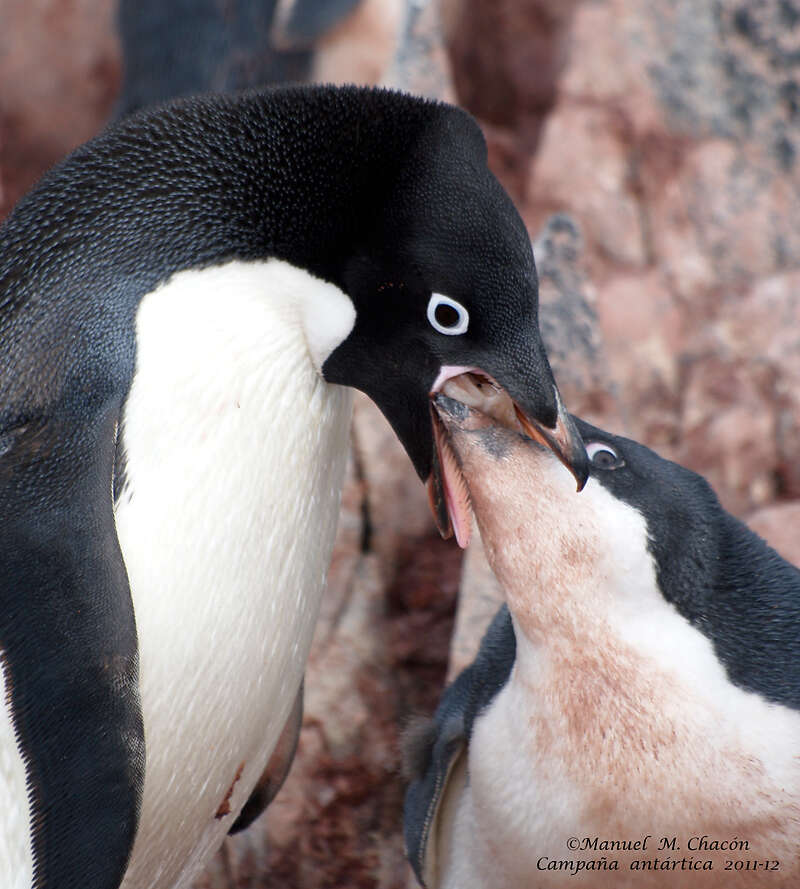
[1,0,799,886]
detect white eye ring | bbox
[585,441,622,469]
[427,293,469,335]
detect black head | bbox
[318,92,585,506]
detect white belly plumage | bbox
[0,655,33,889]
[114,260,354,888]
[434,629,800,889]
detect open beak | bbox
[426,369,588,548]
[427,400,465,545]
[512,392,589,491]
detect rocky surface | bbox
[0,0,120,218]
[1,1,799,887]
[506,0,800,526]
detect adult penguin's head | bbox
[318,92,587,544]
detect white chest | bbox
[113,260,354,888]
[446,640,800,889]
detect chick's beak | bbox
[426,368,588,548]
[513,391,589,492]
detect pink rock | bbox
[441,0,581,133]
[678,274,800,514]
[728,275,800,500]
[0,0,120,218]
[594,269,685,450]
[309,0,405,87]
[651,140,800,300]
[747,502,800,568]
[680,363,778,515]
[534,214,623,430]
[527,102,648,269]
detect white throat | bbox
[447,456,800,888]
[114,259,354,888]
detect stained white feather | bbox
[114,259,354,888]
[436,451,800,888]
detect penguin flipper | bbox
[229,679,304,834]
[403,606,516,888]
[0,406,144,888]
[402,711,467,889]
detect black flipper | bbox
[229,679,304,834]
[0,402,144,889]
[403,606,516,888]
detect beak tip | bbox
[516,399,590,494]
[570,446,590,493]
[568,444,590,494]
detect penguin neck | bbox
[476,473,655,647]
[500,541,800,851]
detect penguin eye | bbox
[427,294,469,335]
[586,441,624,470]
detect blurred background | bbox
[1,0,799,886]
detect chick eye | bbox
[586,441,624,470]
[427,294,469,335]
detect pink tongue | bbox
[445,485,471,549]
[438,434,472,549]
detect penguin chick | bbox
[0,86,585,889]
[405,396,800,889]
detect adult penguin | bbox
[0,85,588,889]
